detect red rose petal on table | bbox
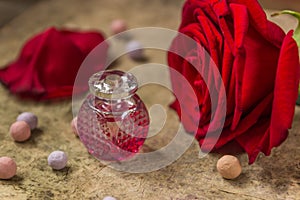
[0,27,108,100]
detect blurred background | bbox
[0,0,300,28]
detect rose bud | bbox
[168,0,300,164]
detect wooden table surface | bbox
[0,0,299,199]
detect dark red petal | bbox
[269,31,300,148]
[236,31,299,164]
[229,4,249,130]
[199,93,273,151]
[229,0,285,47]
[235,119,270,164]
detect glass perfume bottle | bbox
[77,70,149,161]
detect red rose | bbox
[168,0,300,163]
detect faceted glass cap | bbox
[88,70,138,99]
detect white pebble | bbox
[103,196,117,200]
[126,41,144,60]
[48,151,68,170]
[16,112,38,130]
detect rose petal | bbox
[269,31,300,147]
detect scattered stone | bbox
[9,121,31,142]
[0,157,17,179]
[216,155,242,179]
[48,151,68,170]
[16,112,38,130]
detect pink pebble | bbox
[110,19,127,35]
[71,117,78,136]
[9,121,31,142]
[0,157,17,179]
[16,112,38,130]
[217,155,242,179]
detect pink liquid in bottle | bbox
[77,70,149,161]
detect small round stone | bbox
[16,112,38,130]
[71,117,78,136]
[0,157,17,179]
[103,196,117,200]
[110,19,127,35]
[126,41,144,60]
[9,121,31,142]
[48,151,68,170]
[216,155,242,179]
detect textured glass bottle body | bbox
[77,91,149,161]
